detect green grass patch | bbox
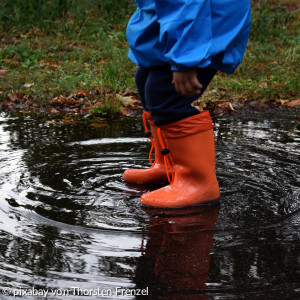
[203,0,299,104]
[0,0,299,116]
[0,1,136,114]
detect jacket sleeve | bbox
[155,0,213,71]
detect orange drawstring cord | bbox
[142,112,155,166]
[157,128,174,184]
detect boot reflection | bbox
[135,205,220,299]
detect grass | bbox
[202,0,299,105]
[0,0,299,117]
[0,12,136,96]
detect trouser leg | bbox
[142,65,217,126]
[135,66,151,111]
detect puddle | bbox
[0,111,299,299]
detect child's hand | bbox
[172,68,203,98]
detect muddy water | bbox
[0,110,299,299]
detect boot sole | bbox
[140,196,221,211]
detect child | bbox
[123,0,251,208]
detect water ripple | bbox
[0,113,299,298]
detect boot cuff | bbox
[160,111,213,138]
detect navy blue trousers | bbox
[135,65,217,125]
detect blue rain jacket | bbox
[126,0,251,73]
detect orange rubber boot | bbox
[140,111,220,208]
[123,112,170,184]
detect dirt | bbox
[0,89,299,122]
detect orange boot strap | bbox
[157,128,174,184]
[142,112,155,166]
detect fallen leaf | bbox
[285,99,300,107]
[1,101,9,107]
[217,102,236,112]
[219,86,228,91]
[120,107,128,115]
[39,60,47,67]
[228,102,236,112]
[260,82,268,88]
[53,96,63,105]
[12,54,18,62]
[66,97,76,105]
[77,91,88,97]
[24,83,34,88]
[7,93,19,102]
[23,94,31,100]
[45,106,53,113]
[276,99,289,106]
[81,107,90,113]
[0,69,9,75]
[96,59,107,65]
[290,90,295,96]
[116,94,140,106]
[49,60,58,68]
[92,102,103,108]
[123,88,136,96]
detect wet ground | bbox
[0,109,299,299]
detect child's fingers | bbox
[191,76,203,90]
[174,81,199,97]
[180,83,199,97]
[173,69,203,97]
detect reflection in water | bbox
[135,206,219,300]
[0,110,299,299]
